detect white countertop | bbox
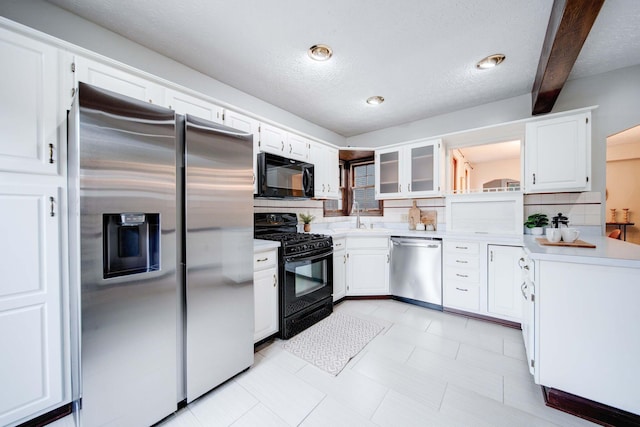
[253,239,280,252]
[523,235,640,268]
[317,227,523,245]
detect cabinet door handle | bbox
[328,184,331,192]
[335,243,342,247]
[490,251,493,262]
[273,274,277,287]
[49,143,54,164]
[252,173,256,184]
[322,184,325,192]
[455,287,468,292]
[256,257,268,262]
[533,173,536,185]
[399,184,402,193]
[455,260,468,264]
[518,257,525,268]
[521,282,527,300]
[49,197,55,217]
[289,143,292,154]
[408,183,411,192]
[387,254,390,263]
[281,141,284,151]
[455,273,468,278]
[343,254,346,264]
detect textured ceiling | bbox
[46,0,640,137]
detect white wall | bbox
[0,0,346,146]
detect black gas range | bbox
[254,213,333,339]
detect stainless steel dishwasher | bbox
[390,237,442,309]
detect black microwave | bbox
[257,152,314,198]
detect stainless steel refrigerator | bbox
[68,83,254,426]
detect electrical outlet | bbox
[400,214,408,222]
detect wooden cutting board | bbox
[408,201,421,229]
[536,237,596,248]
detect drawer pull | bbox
[455,246,468,250]
[335,243,342,247]
[455,287,469,292]
[256,257,268,262]
[455,260,468,264]
[455,273,468,278]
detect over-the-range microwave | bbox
[256,152,314,199]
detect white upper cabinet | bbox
[524,112,591,193]
[224,110,260,194]
[310,142,339,199]
[375,139,442,199]
[75,56,164,105]
[259,122,287,155]
[286,133,310,162]
[165,88,223,123]
[0,27,63,176]
[258,123,310,162]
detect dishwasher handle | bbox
[391,238,441,248]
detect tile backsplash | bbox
[254,191,602,230]
[523,192,602,226]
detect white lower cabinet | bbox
[487,245,522,320]
[332,238,347,301]
[0,184,66,426]
[346,237,389,296]
[443,240,481,311]
[253,248,279,343]
[536,260,640,415]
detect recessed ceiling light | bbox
[476,54,506,69]
[308,44,333,61]
[366,96,385,105]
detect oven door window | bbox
[283,251,333,316]
[293,260,326,297]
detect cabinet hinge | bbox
[71,62,76,72]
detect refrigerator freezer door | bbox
[71,83,178,427]
[184,114,254,402]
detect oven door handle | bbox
[284,247,332,263]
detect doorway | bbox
[606,124,640,244]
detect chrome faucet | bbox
[353,201,364,229]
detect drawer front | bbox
[444,281,480,310]
[254,250,277,270]
[347,236,389,249]
[444,241,480,255]
[444,253,479,269]
[445,267,480,283]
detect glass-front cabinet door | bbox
[375,139,441,199]
[375,148,401,198]
[406,139,440,197]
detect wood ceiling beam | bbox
[531,0,605,115]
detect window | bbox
[323,158,383,217]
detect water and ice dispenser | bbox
[103,213,160,278]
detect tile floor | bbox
[49,299,597,427]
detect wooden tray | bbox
[536,237,596,248]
